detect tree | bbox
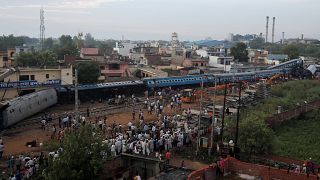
[84,33,96,48]
[284,44,299,59]
[249,37,265,49]
[97,42,113,56]
[16,51,58,67]
[53,35,79,59]
[230,42,249,62]
[43,38,54,50]
[0,34,25,51]
[77,61,100,84]
[44,125,108,180]
[237,119,274,154]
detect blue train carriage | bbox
[143,75,210,89]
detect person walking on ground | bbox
[165,150,172,165]
[134,172,141,180]
[0,142,4,159]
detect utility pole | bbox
[220,84,227,143]
[209,78,217,155]
[196,76,204,155]
[235,82,242,147]
[75,69,79,120]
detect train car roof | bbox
[71,80,144,91]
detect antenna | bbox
[272,17,275,43]
[40,7,45,50]
[265,16,269,43]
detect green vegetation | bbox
[272,110,320,164]
[44,125,109,180]
[16,51,58,67]
[225,80,320,155]
[249,38,320,59]
[230,42,249,62]
[77,61,100,84]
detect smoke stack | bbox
[266,16,269,43]
[282,32,285,44]
[272,17,275,43]
[301,34,304,40]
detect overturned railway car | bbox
[0,88,57,129]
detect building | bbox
[99,61,131,80]
[80,48,105,62]
[208,56,234,72]
[138,67,168,78]
[248,49,268,64]
[0,66,73,99]
[285,38,320,45]
[15,45,33,54]
[113,42,137,57]
[182,59,209,68]
[0,48,16,68]
[266,54,289,65]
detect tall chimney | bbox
[282,32,285,44]
[266,16,269,43]
[272,17,275,43]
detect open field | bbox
[272,110,320,164]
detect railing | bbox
[266,99,320,128]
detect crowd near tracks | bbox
[1,97,148,135]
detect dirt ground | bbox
[0,94,225,161]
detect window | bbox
[46,74,49,79]
[19,75,29,81]
[100,66,105,70]
[66,73,69,76]
[109,64,120,70]
[201,63,203,66]
[30,75,35,80]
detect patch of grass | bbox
[272,110,320,164]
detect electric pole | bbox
[75,69,79,120]
[235,82,242,147]
[220,84,227,143]
[209,78,217,155]
[196,76,204,155]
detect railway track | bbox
[1,97,150,135]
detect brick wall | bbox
[187,165,217,180]
[225,157,318,180]
[187,157,318,180]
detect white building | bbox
[113,42,137,57]
[196,49,209,58]
[209,56,234,72]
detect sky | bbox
[0,0,319,41]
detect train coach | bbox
[0,88,57,129]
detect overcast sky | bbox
[1,0,319,41]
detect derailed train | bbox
[0,59,303,129]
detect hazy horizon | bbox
[1,0,319,41]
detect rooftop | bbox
[80,48,99,55]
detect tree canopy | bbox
[77,61,100,84]
[16,51,58,67]
[53,35,79,59]
[84,33,95,48]
[249,37,265,49]
[283,44,300,59]
[44,125,108,180]
[230,42,249,62]
[0,35,26,51]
